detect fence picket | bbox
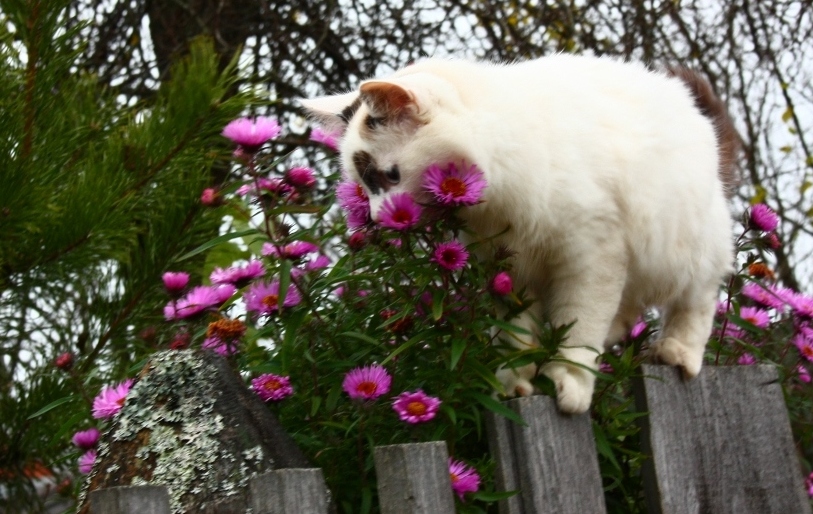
[634,364,811,514]
[486,395,607,514]
[89,485,170,514]
[249,468,330,514]
[373,441,456,513]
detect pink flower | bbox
[237,178,293,198]
[336,178,370,212]
[54,352,74,371]
[795,325,813,362]
[342,364,392,400]
[251,374,294,402]
[737,353,757,365]
[164,284,235,320]
[806,471,813,497]
[749,203,778,233]
[741,283,793,311]
[162,271,189,295]
[244,280,302,315]
[392,390,441,424]
[92,379,133,419]
[200,188,219,206]
[491,272,513,296]
[78,450,96,474]
[210,260,265,287]
[310,127,340,151]
[378,193,422,231]
[72,428,100,450]
[599,362,614,374]
[423,162,487,206]
[222,117,281,152]
[798,365,811,383]
[448,458,481,500]
[201,337,239,356]
[432,241,469,271]
[286,167,317,189]
[790,292,813,320]
[305,255,331,272]
[262,241,321,259]
[629,319,648,339]
[737,306,771,328]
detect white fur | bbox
[303,55,734,413]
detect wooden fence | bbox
[88,365,812,514]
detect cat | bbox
[301,54,739,414]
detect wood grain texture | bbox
[250,468,330,514]
[373,441,455,514]
[486,395,606,514]
[89,485,170,514]
[634,364,811,514]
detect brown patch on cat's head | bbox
[667,67,741,198]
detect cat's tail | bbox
[668,67,741,198]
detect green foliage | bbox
[0,1,260,509]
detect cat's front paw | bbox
[542,362,595,414]
[649,337,703,378]
[496,364,535,397]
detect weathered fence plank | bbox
[634,364,811,514]
[89,485,170,514]
[486,395,607,514]
[373,441,455,514]
[250,468,330,514]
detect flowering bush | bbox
[67,115,813,513]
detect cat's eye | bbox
[384,166,400,184]
[365,115,383,130]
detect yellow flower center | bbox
[406,401,427,416]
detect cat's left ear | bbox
[299,91,360,131]
[359,81,419,119]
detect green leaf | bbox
[593,421,621,471]
[339,331,382,347]
[469,392,526,426]
[781,106,794,122]
[278,259,292,310]
[176,228,260,261]
[432,288,445,321]
[471,490,519,502]
[485,316,532,335]
[450,337,466,370]
[27,395,77,420]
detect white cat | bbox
[302,55,738,414]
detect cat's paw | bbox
[496,365,535,397]
[649,337,703,378]
[542,362,595,414]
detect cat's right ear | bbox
[299,91,361,132]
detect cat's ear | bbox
[299,91,361,131]
[359,81,418,119]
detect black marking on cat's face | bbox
[384,165,400,185]
[364,115,384,130]
[353,151,383,195]
[338,98,362,124]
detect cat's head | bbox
[301,70,471,219]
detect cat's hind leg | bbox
[494,309,539,397]
[650,285,718,378]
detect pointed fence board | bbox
[89,485,170,514]
[250,468,330,514]
[373,441,456,514]
[634,364,811,514]
[486,395,606,514]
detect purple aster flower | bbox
[741,283,793,311]
[423,162,487,206]
[78,450,97,474]
[222,117,281,152]
[164,284,235,320]
[200,188,219,206]
[342,364,392,400]
[432,240,469,271]
[262,241,321,259]
[790,292,813,320]
[448,458,481,500]
[244,280,302,315]
[92,379,133,419]
[599,361,614,374]
[286,166,317,189]
[72,428,100,450]
[251,374,294,401]
[378,193,422,231]
[336,178,370,212]
[210,260,265,287]
[806,472,813,498]
[162,272,189,295]
[392,390,442,424]
[201,336,238,356]
[309,127,340,151]
[749,203,778,233]
[54,352,74,371]
[737,353,757,365]
[629,319,648,339]
[795,325,813,362]
[798,365,811,384]
[346,206,372,231]
[737,306,771,328]
[491,272,513,296]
